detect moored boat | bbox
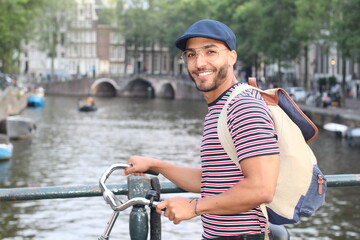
[27,95,44,107]
[323,122,348,137]
[0,134,13,160]
[27,87,45,107]
[345,128,360,146]
[6,116,36,140]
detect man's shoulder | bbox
[229,86,265,107]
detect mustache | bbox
[191,67,215,74]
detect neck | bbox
[203,74,237,103]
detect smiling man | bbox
[124,19,280,240]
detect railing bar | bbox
[0,174,359,202]
[326,174,360,187]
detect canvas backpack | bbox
[218,78,327,225]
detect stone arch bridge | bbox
[43,75,202,100]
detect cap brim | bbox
[175,33,228,51]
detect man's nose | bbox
[194,51,207,66]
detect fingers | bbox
[122,167,145,176]
[157,202,179,224]
[122,156,148,176]
[123,156,161,176]
[156,201,166,214]
[122,164,136,176]
[156,197,196,224]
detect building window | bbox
[163,54,167,72]
[61,33,65,46]
[153,53,159,73]
[110,46,125,61]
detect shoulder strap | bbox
[218,81,271,233]
[218,83,256,170]
[248,77,258,88]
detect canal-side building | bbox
[261,40,360,97]
[19,0,175,82]
[17,0,360,98]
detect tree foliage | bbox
[0,0,43,73]
[1,0,360,85]
[330,0,360,103]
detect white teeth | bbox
[198,72,212,76]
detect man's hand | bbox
[123,156,157,176]
[156,197,198,224]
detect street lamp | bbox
[330,59,336,76]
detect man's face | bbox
[185,37,232,93]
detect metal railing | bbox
[1,174,359,202]
[1,173,360,240]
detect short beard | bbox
[189,64,228,92]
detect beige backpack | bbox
[218,78,326,224]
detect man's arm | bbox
[124,155,202,193]
[195,154,279,215]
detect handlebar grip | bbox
[143,170,159,176]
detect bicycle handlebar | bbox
[99,163,160,211]
[114,197,160,211]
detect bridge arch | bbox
[158,82,175,99]
[123,78,155,98]
[91,78,119,97]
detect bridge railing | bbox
[1,174,360,240]
[1,174,359,201]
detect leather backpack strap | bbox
[248,77,258,88]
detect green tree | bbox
[293,0,332,90]
[117,0,217,74]
[117,0,151,74]
[257,0,300,87]
[157,0,217,72]
[231,0,264,80]
[331,0,360,105]
[98,7,117,25]
[224,0,300,86]
[0,0,43,74]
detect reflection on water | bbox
[0,95,359,240]
[0,160,11,183]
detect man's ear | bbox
[228,50,237,66]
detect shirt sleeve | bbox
[227,89,279,162]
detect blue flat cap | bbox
[175,19,236,51]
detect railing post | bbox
[128,175,151,240]
[150,177,161,240]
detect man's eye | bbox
[187,52,196,58]
[206,50,218,55]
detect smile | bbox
[198,71,213,77]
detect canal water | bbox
[0,95,359,240]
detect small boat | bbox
[78,97,97,112]
[27,95,44,107]
[78,104,97,112]
[6,116,36,140]
[0,134,13,160]
[27,87,45,107]
[323,122,348,137]
[345,128,360,146]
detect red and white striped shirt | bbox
[200,83,279,239]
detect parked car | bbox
[284,87,307,102]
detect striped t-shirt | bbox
[200,82,279,239]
